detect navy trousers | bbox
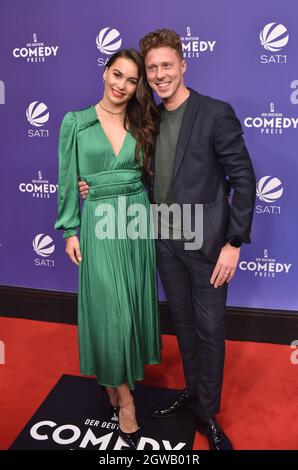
[156,238,228,418]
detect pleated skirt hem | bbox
[79,359,161,390]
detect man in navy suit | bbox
[138,29,255,450]
[79,29,256,450]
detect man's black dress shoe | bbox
[151,389,196,418]
[118,427,141,449]
[197,416,233,450]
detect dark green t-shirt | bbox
[154,97,189,204]
[153,97,189,239]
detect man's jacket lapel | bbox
[172,89,200,182]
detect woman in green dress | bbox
[54,49,161,449]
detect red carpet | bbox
[0,317,297,450]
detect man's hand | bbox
[210,243,241,288]
[65,236,82,266]
[78,179,89,200]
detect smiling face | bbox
[145,46,187,106]
[103,57,139,107]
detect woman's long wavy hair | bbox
[105,49,159,176]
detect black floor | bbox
[11,375,196,450]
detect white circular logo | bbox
[26,101,49,127]
[259,23,289,52]
[33,234,55,257]
[257,176,283,203]
[96,27,122,55]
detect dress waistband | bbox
[82,169,144,201]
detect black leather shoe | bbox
[197,417,233,450]
[151,389,196,418]
[118,427,141,449]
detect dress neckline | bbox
[91,105,128,159]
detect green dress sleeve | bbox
[54,112,80,239]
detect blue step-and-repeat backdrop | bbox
[0,0,297,311]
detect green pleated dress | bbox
[54,106,161,389]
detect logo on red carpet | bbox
[29,418,187,450]
[10,376,196,450]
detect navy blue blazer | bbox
[148,88,256,262]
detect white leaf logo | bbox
[259,23,289,52]
[33,234,55,257]
[257,176,283,203]
[26,101,49,127]
[96,27,122,55]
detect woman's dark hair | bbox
[105,48,159,176]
